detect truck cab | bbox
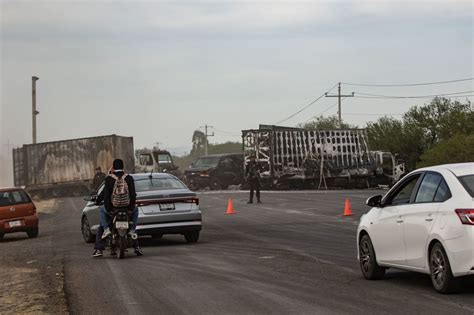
[135,148,182,178]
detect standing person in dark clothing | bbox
[245,154,262,204]
[90,167,106,193]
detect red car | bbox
[0,188,39,239]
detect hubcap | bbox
[431,248,446,288]
[360,239,372,273]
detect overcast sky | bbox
[0,0,473,185]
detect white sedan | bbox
[357,162,474,293]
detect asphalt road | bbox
[27,190,474,314]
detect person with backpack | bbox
[95,159,143,256]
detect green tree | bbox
[417,134,474,168]
[403,97,473,150]
[366,98,473,170]
[208,141,242,154]
[298,115,356,130]
[366,116,424,169]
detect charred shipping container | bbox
[13,135,134,197]
[242,126,405,189]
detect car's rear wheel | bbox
[27,228,39,238]
[81,216,95,243]
[430,242,459,293]
[359,234,385,280]
[0,231,4,239]
[184,231,200,243]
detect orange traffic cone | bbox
[226,198,236,215]
[343,198,353,216]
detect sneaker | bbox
[257,200,262,204]
[247,200,253,204]
[102,228,112,239]
[110,250,117,256]
[92,250,103,257]
[134,247,144,256]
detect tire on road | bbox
[118,236,127,259]
[359,234,385,280]
[184,231,200,243]
[27,228,39,238]
[81,216,95,243]
[430,242,460,293]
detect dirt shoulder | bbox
[0,198,68,314]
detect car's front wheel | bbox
[359,234,385,280]
[430,242,459,293]
[81,216,95,243]
[184,231,200,243]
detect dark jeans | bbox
[249,178,261,202]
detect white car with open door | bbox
[357,163,474,293]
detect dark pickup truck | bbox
[184,153,244,190]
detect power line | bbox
[275,83,338,125]
[353,90,474,99]
[342,77,474,87]
[344,113,403,116]
[302,101,340,124]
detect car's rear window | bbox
[0,190,31,206]
[135,178,186,192]
[458,175,474,197]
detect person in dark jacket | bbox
[92,159,143,257]
[245,154,262,204]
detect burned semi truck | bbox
[12,135,134,197]
[242,126,405,189]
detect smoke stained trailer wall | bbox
[12,135,134,196]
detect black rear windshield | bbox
[0,190,31,206]
[193,157,220,168]
[135,178,186,192]
[458,175,474,197]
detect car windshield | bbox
[135,178,186,192]
[0,190,30,206]
[458,175,474,197]
[193,156,220,168]
[158,154,172,163]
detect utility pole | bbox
[325,82,354,128]
[32,76,40,144]
[200,124,214,156]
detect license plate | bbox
[159,203,175,211]
[115,221,129,229]
[8,220,21,228]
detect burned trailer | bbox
[12,135,134,197]
[242,126,402,189]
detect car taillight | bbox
[455,209,474,225]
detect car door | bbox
[402,172,451,268]
[84,185,104,231]
[371,174,422,265]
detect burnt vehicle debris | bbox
[184,153,244,191]
[242,125,405,189]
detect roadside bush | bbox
[417,134,474,168]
